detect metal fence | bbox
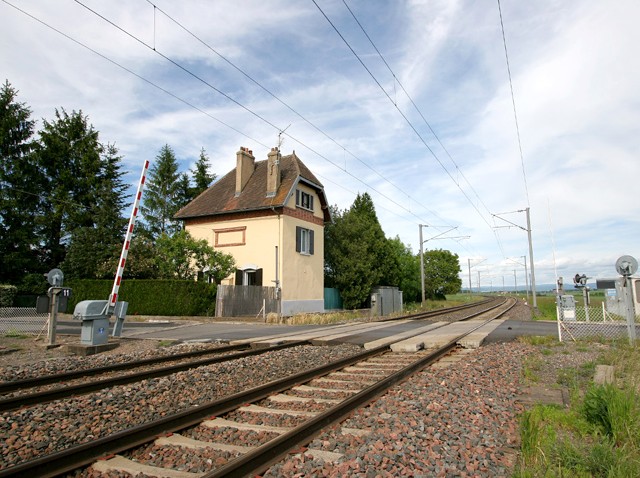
[0,307,49,335]
[215,285,279,318]
[557,304,640,341]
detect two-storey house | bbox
[175,146,331,316]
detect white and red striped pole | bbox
[108,159,150,312]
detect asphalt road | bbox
[54,318,559,345]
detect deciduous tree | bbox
[423,248,462,299]
[155,230,235,282]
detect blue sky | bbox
[2,0,639,290]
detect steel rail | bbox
[0,341,307,412]
[204,298,517,477]
[382,296,496,322]
[0,298,514,477]
[0,344,389,478]
[0,342,251,394]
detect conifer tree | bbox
[0,80,39,282]
[140,144,183,238]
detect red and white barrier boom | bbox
[109,159,150,336]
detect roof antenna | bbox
[278,124,291,150]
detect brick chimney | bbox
[266,147,281,197]
[235,147,255,195]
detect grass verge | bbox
[513,338,640,477]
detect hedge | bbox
[66,280,217,317]
[0,285,18,307]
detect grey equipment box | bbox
[73,300,110,346]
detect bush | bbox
[67,280,217,316]
[0,285,18,307]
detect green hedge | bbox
[0,285,18,307]
[67,280,217,317]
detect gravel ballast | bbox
[0,342,362,470]
[1,303,598,477]
[263,342,529,477]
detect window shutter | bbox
[295,226,301,252]
[255,268,263,286]
[310,195,314,211]
[235,269,243,285]
[295,189,300,207]
[309,229,314,255]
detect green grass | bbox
[2,330,29,339]
[513,339,640,477]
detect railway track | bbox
[0,341,307,411]
[0,297,515,477]
[0,297,502,411]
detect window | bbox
[296,226,314,255]
[235,268,263,286]
[295,189,314,211]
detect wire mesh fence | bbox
[0,308,49,336]
[557,304,640,341]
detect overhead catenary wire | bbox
[338,0,507,258]
[312,0,496,234]
[1,0,452,236]
[69,0,451,229]
[496,0,531,207]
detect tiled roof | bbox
[175,152,330,222]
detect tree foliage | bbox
[423,248,462,299]
[191,147,216,197]
[141,144,184,238]
[325,193,391,309]
[155,230,235,282]
[0,82,224,288]
[386,236,422,303]
[0,81,39,283]
[62,144,130,279]
[34,108,107,270]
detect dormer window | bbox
[296,189,314,212]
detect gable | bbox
[175,151,330,223]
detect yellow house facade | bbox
[175,147,331,316]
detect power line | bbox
[143,0,450,227]
[340,0,506,257]
[1,0,450,234]
[312,0,496,233]
[341,0,495,220]
[0,0,269,150]
[69,0,451,228]
[496,0,531,206]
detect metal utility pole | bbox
[525,207,538,309]
[419,225,469,305]
[419,225,425,304]
[467,258,486,296]
[492,208,538,309]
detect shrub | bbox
[0,285,18,307]
[66,279,217,316]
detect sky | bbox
[2,0,639,292]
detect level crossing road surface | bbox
[55,318,559,348]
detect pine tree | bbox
[0,80,40,282]
[62,143,129,279]
[191,147,216,197]
[34,108,104,269]
[140,144,182,238]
